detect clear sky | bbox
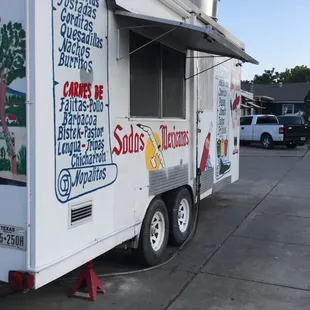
[218,0,310,81]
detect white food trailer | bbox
[0,0,258,300]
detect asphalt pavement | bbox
[1,145,310,309]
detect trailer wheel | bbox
[167,187,193,246]
[133,198,169,267]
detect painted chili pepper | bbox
[200,122,213,172]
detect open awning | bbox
[115,10,259,65]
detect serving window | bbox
[129,31,185,119]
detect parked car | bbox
[240,114,307,149]
[277,114,308,147]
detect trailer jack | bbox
[69,261,105,302]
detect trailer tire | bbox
[133,198,169,267]
[167,187,193,246]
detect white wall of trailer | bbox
[28,0,133,288]
[30,0,197,288]
[194,17,241,200]
[0,0,242,288]
[108,11,195,230]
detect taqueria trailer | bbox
[0,0,258,298]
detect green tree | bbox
[279,65,310,83]
[253,67,281,84]
[0,146,5,158]
[17,145,26,175]
[241,80,253,84]
[0,158,10,171]
[0,21,26,174]
[252,65,310,84]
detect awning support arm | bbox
[185,57,232,80]
[186,55,227,59]
[117,26,178,61]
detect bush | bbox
[17,145,26,175]
[0,158,11,171]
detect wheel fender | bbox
[131,194,158,248]
[260,132,272,141]
[162,185,195,211]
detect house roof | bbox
[241,82,310,102]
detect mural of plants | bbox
[0,21,26,174]
[17,144,26,175]
[0,158,10,171]
[0,146,5,158]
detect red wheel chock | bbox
[69,261,105,302]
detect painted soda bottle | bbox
[200,122,213,172]
[224,139,228,156]
[217,139,221,157]
[221,138,225,157]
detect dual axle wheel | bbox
[133,187,193,266]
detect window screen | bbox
[130,32,160,117]
[129,31,185,119]
[162,46,185,118]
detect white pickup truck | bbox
[240,114,307,149]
